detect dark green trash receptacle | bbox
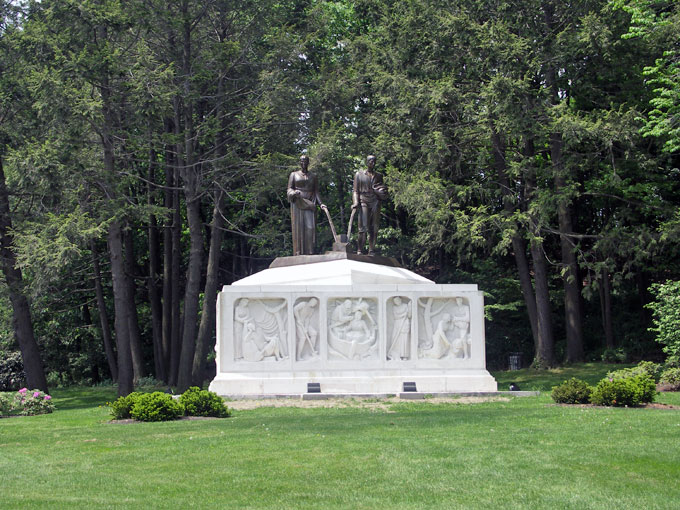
[508,352,522,371]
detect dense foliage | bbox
[179,386,230,418]
[550,378,593,404]
[0,387,55,416]
[647,280,680,364]
[129,392,184,422]
[0,351,25,391]
[0,0,678,394]
[590,374,657,406]
[109,391,144,420]
[658,367,680,391]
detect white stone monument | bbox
[209,254,497,396]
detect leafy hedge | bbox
[180,387,230,418]
[109,388,230,422]
[551,378,592,404]
[590,375,656,407]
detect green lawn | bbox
[1,364,679,510]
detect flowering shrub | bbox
[551,378,593,404]
[590,375,656,407]
[130,392,184,422]
[0,388,55,417]
[179,387,230,418]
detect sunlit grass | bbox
[1,366,678,509]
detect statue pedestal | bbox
[209,256,497,396]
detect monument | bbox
[209,155,497,396]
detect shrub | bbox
[551,378,593,404]
[1,388,55,416]
[607,361,663,383]
[648,280,680,364]
[130,392,183,422]
[0,351,26,391]
[601,347,628,363]
[590,375,656,407]
[658,367,680,391]
[0,392,13,417]
[109,392,143,420]
[179,387,230,418]
[15,389,56,416]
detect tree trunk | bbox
[599,268,615,349]
[123,226,145,381]
[530,238,555,367]
[162,118,174,381]
[177,5,205,392]
[98,60,133,396]
[108,219,134,397]
[192,192,226,385]
[0,155,48,392]
[168,100,184,386]
[492,130,538,345]
[90,239,118,381]
[147,143,165,382]
[524,137,555,367]
[551,133,584,363]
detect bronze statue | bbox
[287,155,327,255]
[352,155,387,255]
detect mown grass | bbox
[491,361,638,391]
[1,364,679,510]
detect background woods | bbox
[0,0,678,396]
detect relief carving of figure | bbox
[287,155,327,255]
[233,298,254,360]
[451,297,471,359]
[387,297,411,360]
[328,298,377,360]
[243,322,282,362]
[234,298,288,362]
[294,298,319,360]
[352,155,388,255]
[420,313,452,359]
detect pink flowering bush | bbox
[0,388,56,416]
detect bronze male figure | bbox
[352,155,387,255]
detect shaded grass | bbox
[1,371,679,509]
[492,362,637,391]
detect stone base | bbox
[210,256,497,397]
[209,369,497,396]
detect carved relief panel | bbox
[386,296,412,361]
[293,298,320,361]
[327,298,379,361]
[233,298,288,362]
[417,297,471,360]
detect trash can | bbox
[508,352,523,371]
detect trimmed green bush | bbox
[180,387,230,418]
[551,378,593,404]
[590,375,656,407]
[658,367,680,391]
[130,392,184,422]
[109,391,143,420]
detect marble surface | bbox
[209,258,497,396]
